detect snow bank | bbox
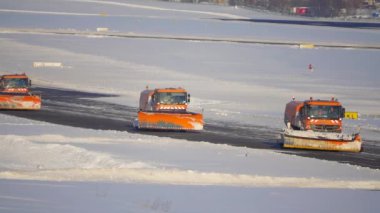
[2,168,380,190]
[0,135,152,171]
[1,133,379,190]
[1,114,380,190]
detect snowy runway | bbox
[1,0,380,212]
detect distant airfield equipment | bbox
[33,62,63,68]
[96,27,109,32]
[345,111,359,120]
[299,43,315,49]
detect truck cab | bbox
[285,98,345,133]
[0,74,31,93]
[139,88,190,112]
[0,73,41,110]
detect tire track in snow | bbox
[1,86,380,169]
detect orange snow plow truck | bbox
[282,97,361,152]
[133,87,203,131]
[0,73,41,110]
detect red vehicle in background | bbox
[291,7,310,16]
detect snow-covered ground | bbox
[1,114,380,212]
[1,0,380,212]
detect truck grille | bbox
[310,125,340,132]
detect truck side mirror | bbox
[29,80,32,87]
[187,94,191,102]
[341,108,345,118]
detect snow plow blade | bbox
[282,128,362,152]
[0,94,41,110]
[135,111,204,131]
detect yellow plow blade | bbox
[136,111,204,131]
[282,129,362,152]
[0,94,41,110]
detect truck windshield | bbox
[308,105,342,119]
[1,78,28,89]
[156,92,187,104]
